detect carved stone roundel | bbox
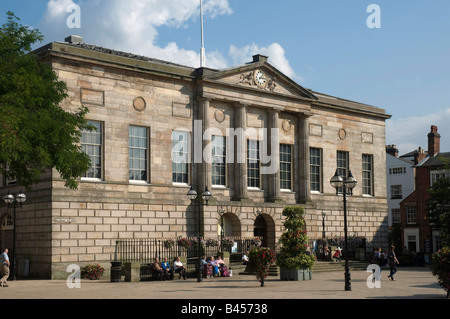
[339,128,347,140]
[133,97,146,112]
[282,120,291,132]
[215,110,225,123]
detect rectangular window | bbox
[247,140,260,188]
[337,151,349,194]
[362,154,374,195]
[81,121,103,180]
[406,206,417,224]
[172,130,190,184]
[212,135,226,187]
[390,185,402,199]
[310,147,322,192]
[280,144,292,190]
[129,126,148,182]
[389,167,406,175]
[391,208,401,224]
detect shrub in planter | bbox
[431,247,450,298]
[249,246,276,286]
[276,206,315,279]
[81,263,105,280]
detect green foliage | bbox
[431,247,450,296]
[249,246,276,282]
[81,263,105,280]
[276,206,316,270]
[0,12,93,190]
[427,177,450,246]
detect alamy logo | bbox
[366,264,381,288]
[66,3,81,29]
[66,264,81,289]
[367,4,381,29]
[172,121,280,175]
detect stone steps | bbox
[231,260,370,277]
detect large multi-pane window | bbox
[280,144,292,190]
[247,140,260,188]
[406,206,417,224]
[391,209,401,224]
[362,154,374,195]
[172,130,190,184]
[337,151,349,193]
[212,135,226,186]
[310,147,322,192]
[81,121,103,180]
[129,126,148,182]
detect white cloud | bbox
[386,108,450,155]
[39,0,301,81]
[39,0,231,69]
[229,42,301,81]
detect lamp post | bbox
[330,170,357,291]
[3,191,26,281]
[321,211,326,260]
[218,209,225,253]
[187,186,212,283]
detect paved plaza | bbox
[0,267,445,300]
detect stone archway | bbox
[253,214,276,250]
[218,212,241,238]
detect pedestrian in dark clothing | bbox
[387,245,399,281]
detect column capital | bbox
[297,111,314,119]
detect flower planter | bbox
[280,267,312,281]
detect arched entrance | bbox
[253,214,276,250]
[217,212,241,238]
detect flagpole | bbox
[200,0,206,67]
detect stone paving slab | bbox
[0,267,445,300]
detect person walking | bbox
[387,245,399,281]
[0,248,10,287]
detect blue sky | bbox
[1,0,450,154]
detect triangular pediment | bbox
[199,57,317,101]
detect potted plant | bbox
[249,246,276,287]
[277,205,316,281]
[431,247,450,298]
[163,239,175,250]
[81,263,105,280]
[177,238,191,251]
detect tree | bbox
[276,206,316,270]
[427,176,450,247]
[0,12,93,190]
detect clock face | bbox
[254,70,267,88]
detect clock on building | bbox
[253,69,267,88]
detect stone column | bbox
[197,97,211,192]
[233,103,249,201]
[297,113,312,203]
[268,109,281,202]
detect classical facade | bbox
[0,36,391,279]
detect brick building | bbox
[0,36,391,279]
[400,126,449,257]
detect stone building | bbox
[0,36,391,279]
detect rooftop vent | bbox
[65,35,84,44]
[252,54,268,63]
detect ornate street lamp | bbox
[187,186,212,283]
[3,191,26,281]
[330,170,357,291]
[321,211,326,260]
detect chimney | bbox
[65,35,84,44]
[428,125,441,156]
[414,146,426,164]
[386,145,399,157]
[253,54,268,63]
